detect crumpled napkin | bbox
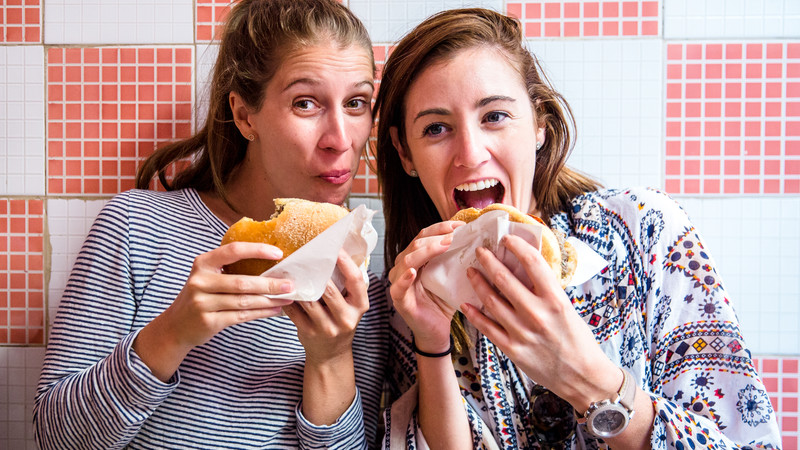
[261,204,377,301]
[419,210,608,311]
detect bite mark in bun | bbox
[221,198,349,275]
[451,204,577,287]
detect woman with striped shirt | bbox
[33,0,388,448]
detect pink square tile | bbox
[544,2,560,18]
[526,22,542,37]
[545,22,561,37]
[602,21,619,36]
[744,179,760,193]
[506,3,522,19]
[686,138,700,154]
[702,179,720,193]
[667,44,682,60]
[584,2,599,18]
[763,179,780,194]
[584,21,599,36]
[525,3,542,19]
[664,179,681,193]
[563,2,580,18]
[564,22,580,37]
[704,141,721,156]
[602,1,619,18]
[785,377,799,393]
[684,179,700,194]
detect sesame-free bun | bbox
[451,204,576,287]
[221,198,349,276]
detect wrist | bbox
[412,335,454,358]
[566,363,625,415]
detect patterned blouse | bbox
[383,188,782,449]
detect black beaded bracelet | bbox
[411,335,454,358]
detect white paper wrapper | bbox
[419,210,608,311]
[261,204,377,302]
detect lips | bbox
[319,169,351,185]
[454,178,505,210]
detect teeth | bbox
[455,178,499,192]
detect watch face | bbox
[587,402,630,438]
[595,410,625,432]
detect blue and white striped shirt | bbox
[34,188,389,449]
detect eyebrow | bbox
[282,78,374,93]
[412,95,517,123]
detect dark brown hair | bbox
[373,7,600,270]
[372,8,601,351]
[136,0,374,209]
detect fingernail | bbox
[466,267,475,278]
[441,235,453,245]
[280,282,293,293]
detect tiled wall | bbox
[0,0,798,447]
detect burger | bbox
[451,204,577,287]
[221,198,349,276]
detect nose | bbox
[453,125,490,168]
[317,108,351,153]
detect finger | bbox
[333,252,369,310]
[389,267,416,307]
[474,245,532,310]
[203,272,294,297]
[215,304,288,328]
[283,302,311,328]
[199,241,283,271]
[416,220,463,239]
[466,266,516,320]
[389,234,452,285]
[460,301,511,349]
[502,234,562,297]
[211,292,294,313]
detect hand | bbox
[283,250,371,426]
[460,234,619,410]
[134,241,295,381]
[282,250,369,364]
[388,221,462,352]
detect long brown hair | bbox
[373,7,600,270]
[136,0,373,209]
[372,8,600,351]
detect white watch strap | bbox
[618,368,636,411]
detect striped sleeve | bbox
[33,192,179,449]
[295,389,367,449]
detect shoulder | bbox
[569,187,685,217]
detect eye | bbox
[484,111,510,124]
[422,123,447,137]
[294,99,315,110]
[345,98,368,109]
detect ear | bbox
[390,126,416,176]
[536,125,546,148]
[229,92,255,140]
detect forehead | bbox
[274,43,374,83]
[405,47,528,109]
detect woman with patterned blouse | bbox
[372,7,781,449]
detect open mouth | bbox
[454,178,505,210]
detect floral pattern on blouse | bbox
[383,188,782,450]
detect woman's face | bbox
[234,43,374,206]
[392,46,544,220]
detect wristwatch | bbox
[578,368,636,439]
